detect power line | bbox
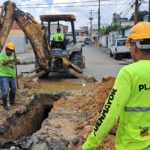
[114,0,132,14]
[122,5,133,18]
[15,0,108,6]
[120,0,134,17]
[10,3,137,9]
[118,0,134,14]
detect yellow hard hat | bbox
[5,42,15,51]
[126,22,150,47]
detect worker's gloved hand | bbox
[3,56,18,65]
[9,57,15,62]
[9,56,20,63]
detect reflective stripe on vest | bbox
[125,106,150,112]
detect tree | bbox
[100,23,121,35]
[129,10,148,21]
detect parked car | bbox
[77,40,85,47]
[110,38,130,59]
[84,38,92,45]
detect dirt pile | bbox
[18,75,39,96]
[52,76,116,149]
[77,76,116,149]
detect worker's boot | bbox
[2,96,9,111]
[9,93,16,106]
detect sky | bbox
[0,0,149,29]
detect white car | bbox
[110,38,130,59]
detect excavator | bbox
[0,1,97,82]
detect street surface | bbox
[83,45,132,81]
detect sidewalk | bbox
[17,51,35,64]
[92,44,110,54]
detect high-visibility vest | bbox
[53,32,64,42]
[0,52,16,78]
[83,60,150,150]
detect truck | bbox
[0,1,96,82]
[109,38,130,59]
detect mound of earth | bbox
[0,76,116,150]
[52,76,116,149]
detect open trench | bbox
[0,92,69,149]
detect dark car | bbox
[84,38,92,45]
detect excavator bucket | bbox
[62,57,97,82]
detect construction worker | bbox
[82,22,150,150]
[0,42,17,111]
[51,26,66,49]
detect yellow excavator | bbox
[0,1,97,82]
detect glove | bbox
[2,56,18,65]
[9,55,17,62]
[2,59,14,65]
[9,57,15,62]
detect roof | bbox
[40,14,76,22]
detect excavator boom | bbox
[14,8,49,71]
[0,1,15,51]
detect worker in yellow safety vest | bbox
[51,26,66,49]
[0,42,17,111]
[82,22,150,150]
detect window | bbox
[117,39,126,46]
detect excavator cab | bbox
[40,15,76,48]
[40,14,85,75]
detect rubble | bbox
[0,76,116,149]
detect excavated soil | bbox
[0,75,116,150]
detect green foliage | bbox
[121,25,132,30]
[99,23,132,35]
[100,23,121,35]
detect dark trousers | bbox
[0,77,16,98]
[51,41,66,49]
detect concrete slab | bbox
[16,52,35,64]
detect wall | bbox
[101,35,109,47]
[4,30,26,53]
[108,31,120,48]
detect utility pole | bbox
[89,10,94,37]
[98,0,100,31]
[149,0,150,21]
[134,0,139,25]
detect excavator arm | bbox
[0,1,49,71]
[0,1,97,82]
[14,8,49,71]
[0,1,15,51]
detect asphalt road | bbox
[83,45,132,81]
